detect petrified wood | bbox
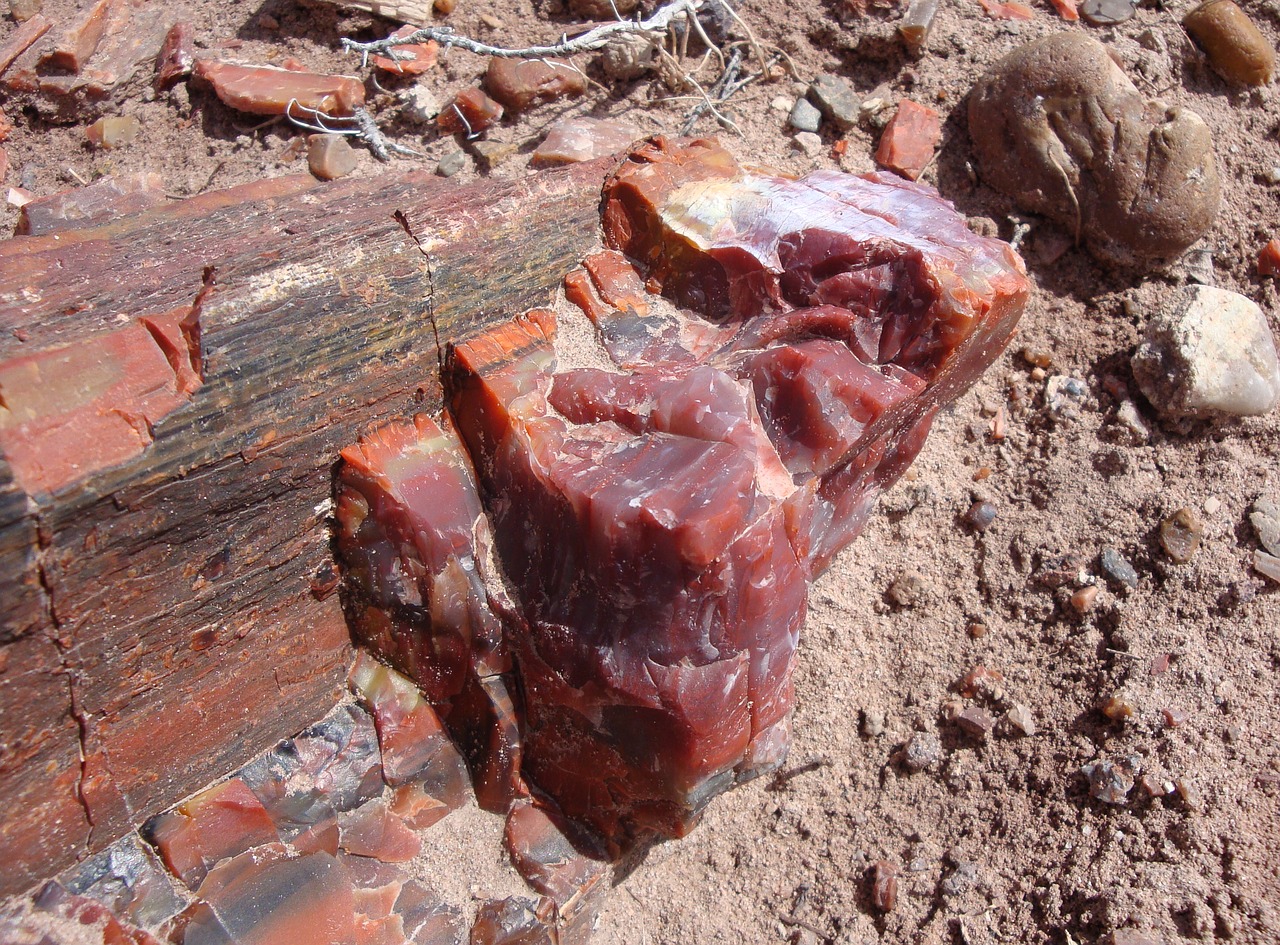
[0,158,612,896]
[337,137,1030,852]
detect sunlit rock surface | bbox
[339,137,1029,851]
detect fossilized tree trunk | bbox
[0,158,612,896]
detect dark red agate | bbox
[336,137,1029,851]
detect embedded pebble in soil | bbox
[1160,508,1204,563]
[1132,286,1280,419]
[901,731,942,772]
[789,97,822,133]
[1100,547,1140,588]
[968,33,1219,267]
[808,73,860,131]
[1250,495,1280,556]
[1183,0,1277,86]
[1081,756,1140,804]
[306,134,357,180]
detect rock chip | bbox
[1159,508,1203,563]
[484,58,585,114]
[789,97,822,133]
[1099,547,1139,588]
[599,34,656,81]
[1132,285,1280,418]
[307,134,358,180]
[808,73,859,131]
[85,114,138,149]
[1080,0,1135,25]
[902,731,942,772]
[531,116,640,168]
[1249,496,1280,556]
[968,33,1219,268]
[875,99,940,182]
[437,86,503,135]
[1081,755,1140,804]
[436,148,466,177]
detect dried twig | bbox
[341,0,706,65]
[284,100,420,162]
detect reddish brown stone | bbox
[40,0,122,72]
[470,897,557,945]
[193,60,366,117]
[1258,237,1280,276]
[437,87,503,135]
[338,799,422,863]
[483,58,585,114]
[875,99,942,181]
[531,117,641,169]
[979,0,1035,16]
[371,26,438,75]
[504,804,607,943]
[148,777,281,889]
[350,653,470,792]
[184,844,359,945]
[154,23,195,90]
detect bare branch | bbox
[340,0,705,65]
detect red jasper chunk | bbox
[147,778,280,889]
[1258,238,1280,276]
[193,60,366,117]
[875,99,942,181]
[437,87,503,135]
[483,58,585,113]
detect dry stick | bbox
[340,0,706,65]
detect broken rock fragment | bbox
[194,60,366,117]
[530,117,640,168]
[484,58,585,113]
[17,171,164,235]
[968,33,1220,267]
[1132,285,1280,418]
[875,99,941,181]
[437,87,503,135]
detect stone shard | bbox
[53,833,188,934]
[504,803,607,944]
[193,60,366,117]
[147,777,282,890]
[469,897,557,945]
[41,0,122,73]
[437,87,503,135]
[530,117,640,169]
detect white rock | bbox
[1132,285,1280,418]
[791,132,824,158]
[1250,495,1280,556]
[400,85,441,123]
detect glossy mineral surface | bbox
[339,137,1029,850]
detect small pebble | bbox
[861,708,886,737]
[436,149,467,177]
[957,666,1004,699]
[479,13,503,27]
[1203,496,1221,515]
[1081,756,1140,804]
[902,731,942,772]
[469,139,517,172]
[599,33,655,81]
[792,131,824,158]
[1159,508,1204,563]
[1080,0,1136,26]
[307,133,358,180]
[9,0,41,21]
[887,570,926,608]
[808,74,860,131]
[963,499,998,533]
[400,85,441,123]
[1112,399,1151,444]
[1183,0,1276,86]
[1100,693,1138,721]
[1006,702,1037,736]
[1249,495,1280,555]
[434,0,456,12]
[86,116,140,149]
[1070,585,1099,613]
[1255,548,1280,583]
[967,620,988,639]
[1149,653,1172,675]
[1022,348,1053,368]
[871,861,899,912]
[1045,375,1088,418]
[956,706,995,738]
[789,97,822,133]
[1162,707,1190,728]
[1184,246,1216,285]
[1258,238,1280,277]
[1100,547,1139,588]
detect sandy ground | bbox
[2,0,1278,942]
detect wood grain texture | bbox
[0,158,612,895]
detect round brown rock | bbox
[968,33,1220,268]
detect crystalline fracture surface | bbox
[336,137,1028,851]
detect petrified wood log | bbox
[337,137,1030,852]
[0,158,612,896]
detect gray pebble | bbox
[1100,547,1140,588]
[436,149,467,177]
[1081,0,1135,25]
[808,74,860,132]
[1249,496,1280,556]
[902,731,942,772]
[789,97,823,133]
